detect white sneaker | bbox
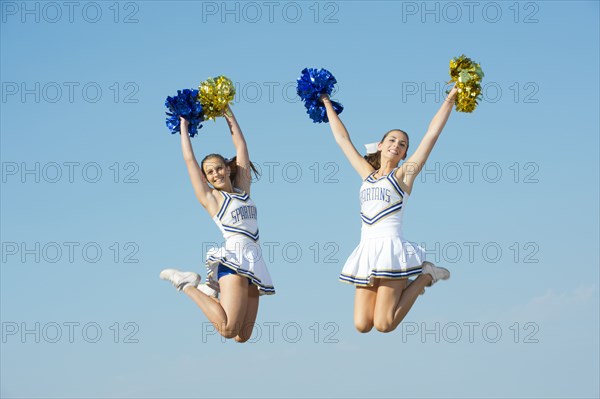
[421,262,450,286]
[160,268,200,292]
[197,282,218,298]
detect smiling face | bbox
[378,130,409,164]
[202,155,232,191]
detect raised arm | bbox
[180,117,220,215]
[223,106,252,194]
[321,94,374,179]
[398,86,458,191]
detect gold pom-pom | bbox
[198,76,236,121]
[448,55,484,113]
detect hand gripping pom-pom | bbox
[304,98,344,124]
[448,55,484,113]
[198,76,236,121]
[165,89,204,137]
[296,68,344,123]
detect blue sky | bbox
[1,1,599,398]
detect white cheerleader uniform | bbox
[205,189,275,295]
[339,167,426,286]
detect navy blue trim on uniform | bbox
[366,167,398,184]
[216,192,232,220]
[366,171,386,183]
[387,171,405,198]
[228,191,249,201]
[360,202,404,225]
[339,267,423,285]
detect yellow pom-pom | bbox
[198,76,236,121]
[448,55,484,113]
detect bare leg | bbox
[183,274,249,338]
[235,284,260,343]
[373,274,432,333]
[353,280,380,333]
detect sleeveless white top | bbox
[339,167,426,286]
[360,167,407,238]
[205,189,275,295]
[213,190,259,242]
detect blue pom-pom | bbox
[304,99,343,123]
[165,89,204,137]
[297,68,338,102]
[296,68,343,123]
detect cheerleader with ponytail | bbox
[160,103,275,343]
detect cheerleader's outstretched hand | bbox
[180,116,189,129]
[446,85,458,103]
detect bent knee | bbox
[221,327,239,339]
[235,335,249,343]
[374,323,395,333]
[354,319,374,333]
[373,317,397,333]
[234,325,256,343]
